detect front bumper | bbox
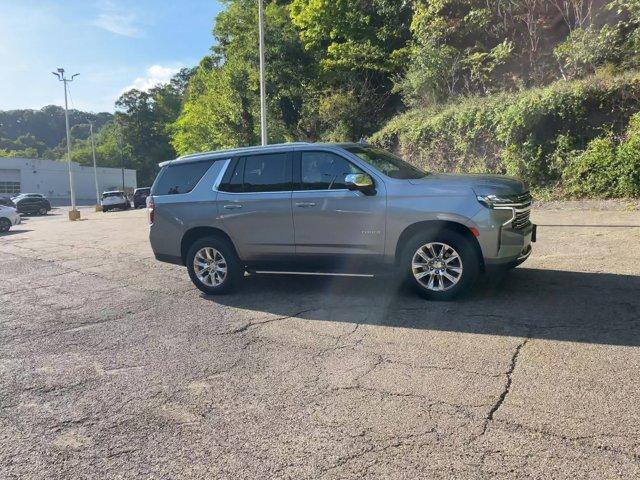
[485,223,536,266]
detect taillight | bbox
[146,195,155,225]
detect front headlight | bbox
[476,194,515,208]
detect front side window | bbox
[300,151,363,190]
[344,146,427,180]
[153,160,215,195]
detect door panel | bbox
[218,153,294,261]
[218,191,294,260]
[292,151,387,262]
[292,190,386,256]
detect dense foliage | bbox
[372,71,640,197]
[172,0,412,153]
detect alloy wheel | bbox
[193,247,228,287]
[411,242,463,292]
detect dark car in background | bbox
[133,187,151,209]
[12,193,52,216]
[0,196,15,208]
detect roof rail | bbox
[177,142,312,161]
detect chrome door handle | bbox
[295,202,316,208]
[223,204,243,210]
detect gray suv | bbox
[148,143,535,300]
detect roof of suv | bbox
[160,142,365,167]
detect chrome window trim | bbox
[212,159,231,192]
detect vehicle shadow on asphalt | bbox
[0,229,31,237]
[206,268,640,346]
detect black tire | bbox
[186,236,243,295]
[102,207,109,213]
[399,229,480,301]
[38,207,47,216]
[0,218,10,233]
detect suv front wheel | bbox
[400,230,480,300]
[186,236,242,295]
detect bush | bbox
[563,113,640,198]
[371,71,640,197]
[562,135,621,197]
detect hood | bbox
[408,173,526,196]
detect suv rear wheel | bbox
[400,230,479,300]
[0,218,11,233]
[186,236,242,295]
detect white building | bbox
[0,157,137,206]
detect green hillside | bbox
[372,71,640,198]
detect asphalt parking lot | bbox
[2,206,640,479]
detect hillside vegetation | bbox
[0,106,111,158]
[170,0,640,198]
[372,71,640,197]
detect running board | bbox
[251,270,375,278]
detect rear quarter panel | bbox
[149,160,228,261]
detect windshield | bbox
[103,192,124,198]
[344,146,427,180]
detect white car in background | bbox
[0,205,21,233]
[101,191,131,212]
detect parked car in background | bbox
[101,191,131,212]
[13,194,51,216]
[147,142,535,300]
[133,187,151,208]
[0,205,21,232]
[0,196,15,208]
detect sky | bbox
[0,0,224,113]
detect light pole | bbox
[117,121,125,192]
[258,0,267,146]
[52,68,80,220]
[89,121,100,210]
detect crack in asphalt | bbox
[479,335,531,437]
[218,309,314,335]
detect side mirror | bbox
[345,173,375,195]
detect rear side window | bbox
[219,153,291,193]
[153,160,215,195]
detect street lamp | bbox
[88,121,101,211]
[52,68,81,221]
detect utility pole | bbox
[52,68,80,220]
[258,0,267,146]
[89,121,100,211]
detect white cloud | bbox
[93,1,142,37]
[122,65,181,93]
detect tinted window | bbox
[243,153,290,192]
[154,160,215,195]
[222,158,245,193]
[344,146,427,179]
[102,192,124,198]
[300,152,363,190]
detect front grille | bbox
[512,209,531,230]
[510,191,532,230]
